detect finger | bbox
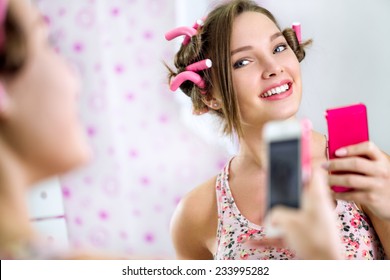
[328,174,377,191]
[335,141,382,161]
[326,157,380,177]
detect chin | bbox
[66,131,92,168]
[273,108,298,122]
[52,142,92,177]
[279,101,300,120]
[66,143,92,171]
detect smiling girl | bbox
[166,0,390,260]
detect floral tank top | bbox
[214,159,386,260]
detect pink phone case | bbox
[325,103,369,192]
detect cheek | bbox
[232,69,256,95]
[286,54,301,77]
[41,51,80,94]
[282,55,301,86]
[293,64,302,92]
[293,62,301,80]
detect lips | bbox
[259,80,293,99]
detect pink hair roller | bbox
[0,0,7,24]
[0,0,9,51]
[165,26,197,45]
[185,59,212,72]
[170,71,205,92]
[192,18,205,30]
[292,22,302,44]
[187,17,207,44]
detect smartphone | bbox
[325,103,369,192]
[264,119,303,210]
[263,119,311,237]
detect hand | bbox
[270,168,342,259]
[245,168,342,259]
[326,141,390,220]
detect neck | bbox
[0,147,36,256]
[0,187,35,252]
[235,115,299,167]
[236,124,267,168]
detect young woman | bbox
[0,0,91,258]
[166,0,390,260]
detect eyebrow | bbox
[230,32,283,56]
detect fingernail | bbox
[335,148,347,157]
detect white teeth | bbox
[261,83,290,98]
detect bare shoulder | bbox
[170,176,218,259]
[311,130,328,161]
[172,176,217,229]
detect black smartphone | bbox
[264,119,303,210]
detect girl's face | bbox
[230,11,302,130]
[3,0,90,181]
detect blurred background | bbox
[27,0,390,258]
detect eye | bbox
[233,59,250,69]
[273,44,287,54]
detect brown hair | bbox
[167,0,311,137]
[0,1,27,75]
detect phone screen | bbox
[268,139,301,209]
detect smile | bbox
[260,82,292,98]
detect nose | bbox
[261,57,283,79]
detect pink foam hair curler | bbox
[192,17,206,30]
[170,71,206,92]
[185,59,212,72]
[0,0,7,22]
[0,0,9,51]
[292,22,302,44]
[165,26,197,46]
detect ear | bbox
[201,95,222,111]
